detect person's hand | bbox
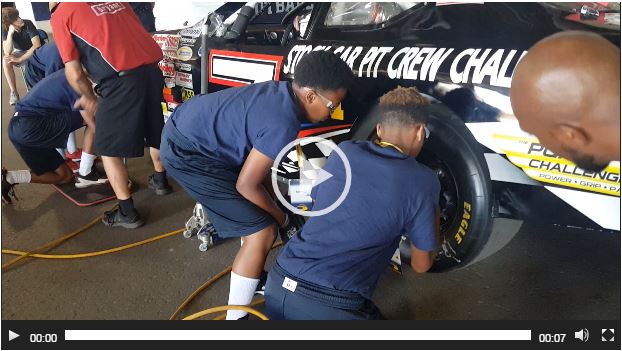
[7,24,15,35]
[7,55,23,64]
[74,94,98,116]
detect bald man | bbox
[511,31,620,172]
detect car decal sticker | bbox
[493,134,621,197]
[209,49,283,87]
[283,45,527,88]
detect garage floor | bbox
[1,68,620,321]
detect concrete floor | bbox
[1,68,620,321]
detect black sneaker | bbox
[1,169,17,204]
[254,270,268,296]
[148,174,172,195]
[75,168,109,188]
[102,207,144,229]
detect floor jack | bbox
[183,203,221,252]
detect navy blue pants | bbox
[265,263,383,320]
[160,120,274,238]
[8,110,83,175]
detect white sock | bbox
[79,152,96,176]
[66,132,77,154]
[6,170,31,184]
[225,272,260,320]
[57,148,66,159]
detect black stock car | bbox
[153,2,621,272]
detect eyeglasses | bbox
[305,88,338,114]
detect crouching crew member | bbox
[2,69,107,203]
[265,87,440,320]
[160,51,354,320]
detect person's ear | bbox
[304,89,316,105]
[557,123,589,148]
[376,123,382,139]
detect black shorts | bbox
[8,110,84,175]
[93,64,164,158]
[160,122,275,238]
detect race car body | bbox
[153,2,620,271]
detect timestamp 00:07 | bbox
[538,334,567,343]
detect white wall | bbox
[154,2,223,31]
[11,1,225,36]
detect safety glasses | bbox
[305,88,338,114]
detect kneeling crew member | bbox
[2,69,106,203]
[265,87,440,320]
[160,51,354,320]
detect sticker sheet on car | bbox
[494,134,621,197]
[209,50,283,87]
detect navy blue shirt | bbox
[277,140,440,299]
[25,42,64,87]
[170,81,302,166]
[15,69,79,115]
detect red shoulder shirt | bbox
[51,2,163,82]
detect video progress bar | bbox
[65,329,531,341]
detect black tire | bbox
[351,103,496,272]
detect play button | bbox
[300,159,333,187]
[272,136,352,217]
[9,330,19,341]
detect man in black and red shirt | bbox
[50,2,172,228]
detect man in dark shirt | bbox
[23,41,63,88]
[50,2,172,229]
[2,7,41,104]
[265,87,440,320]
[2,69,107,203]
[511,31,620,172]
[160,51,354,319]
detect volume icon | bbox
[575,328,589,342]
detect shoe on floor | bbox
[75,168,108,188]
[1,169,17,204]
[102,207,144,229]
[65,148,82,161]
[66,159,79,173]
[148,174,172,195]
[9,91,19,105]
[254,270,268,296]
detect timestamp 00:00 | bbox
[538,334,566,343]
[30,333,58,343]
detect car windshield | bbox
[324,2,418,27]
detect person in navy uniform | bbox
[160,51,354,320]
[2,69,107,203]
[23,41,63,88]
[265,87,440,320]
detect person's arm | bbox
[410,207,440,273]
[237,148,287,227]
[66,60,98,116]
[51,4,93,106]
[10,35,41,63]
[2,25,15,56]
